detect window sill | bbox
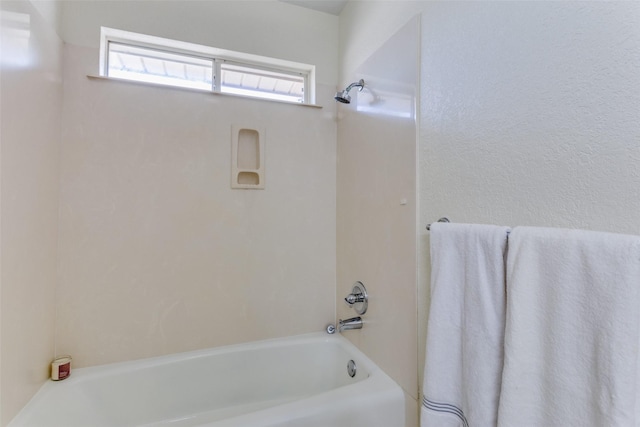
[86,75,323,109]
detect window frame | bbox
[99,27,315,105]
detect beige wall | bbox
[0,0,63,424]
[53,1,338,369]
[56,44,337,367]
[336,15,420,427]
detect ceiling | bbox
[279,0,348,16]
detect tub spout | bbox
[338,317,363,332]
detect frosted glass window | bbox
[220,63,305,103]
[100,28,314,104]
[107,42,214,90]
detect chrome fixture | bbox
[326,324,336,334]
[338,316,363,332]
[426,217,450,230]
[344,281,368,315]
[334,79,365,104]
[347,360,357,378]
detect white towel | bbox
[422,223,510,427]
[498,227,640,427]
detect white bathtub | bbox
[9,333,405,427]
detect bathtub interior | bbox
[9,333,404,427]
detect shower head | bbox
[334,79,365,104]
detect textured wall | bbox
[0,0,63,424]
[419,1,640,234]
[418,0,640,391]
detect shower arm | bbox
[345,79,365,93]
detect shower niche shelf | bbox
[231,125,265,189]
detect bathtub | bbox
[9,333,405,427]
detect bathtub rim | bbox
[9,331,401,426]
[48,332,375,384]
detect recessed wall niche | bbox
[231,125,265,189]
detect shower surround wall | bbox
[57,46,338,367]
[336,16,420,427]
[0,0,63,424]
[56,0,339,367]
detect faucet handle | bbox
[343,281,368,315]
[344,293,365,305]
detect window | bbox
[107,42,214,90]
[220,62,305,104]
[100,27,314,104]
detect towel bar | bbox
[426,217,450,230]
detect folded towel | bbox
[497,227,640,427]
[422,223,510,427]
